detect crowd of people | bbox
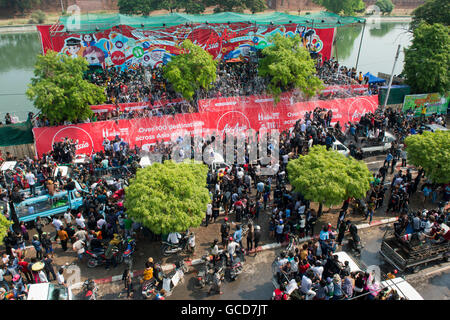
[25,54,379,128]
[0,76,448,300]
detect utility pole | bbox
[60,0,64,13]
[383,44,401,110]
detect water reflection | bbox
[0,32,42,73]
[333,25,362,61]
[368,22,396,38]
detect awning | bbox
[364,72,386,84]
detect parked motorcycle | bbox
[85,246,123,268]
[122,237,136,264]
[161,235,189,256]
[196,254,225,289]
[82,279,98,300]
[226,248,245,281]
[141,263,163,300]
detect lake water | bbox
[0,22,412,121]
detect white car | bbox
[332,140,350,157]
[423,124,448,132]
[27,283,73,300]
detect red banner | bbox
[33,95,379,158]
[37,24,335,70]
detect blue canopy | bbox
[364,72,386,84]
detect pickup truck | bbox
[354,132,397,157]
[379,227,450,273]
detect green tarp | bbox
[57,11,365,33]
[0,120,34,147]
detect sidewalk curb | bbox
[70,219,396,289]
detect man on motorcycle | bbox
[167,232,182,245]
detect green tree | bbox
[258,34,324,102]
[163,39,217,101]
[124,161,210,235]
[28,9,46,24]
[411,0,450,31]
[182,0,206,14]
[312,0,365,16]
[209,0,266,13]
[403,22,450,95]
[117,0,159,15]
[287,145,372,207]
[0,0,40,14]
[404,131,450,184]
[0,213,13,244]
[375,0,394,15]
[26,50,106,124]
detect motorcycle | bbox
[226,248,245,281]
[122,237,136,264]
[85,246,123,268]
[161,235,189,256]
[82,279,98,300]
[141,263,163,300]
[196,254,225,289]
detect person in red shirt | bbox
[298,259,310,277]
[18,256,33,284]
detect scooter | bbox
[161,235,189,256]
[82,279,98,300]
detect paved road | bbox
[73,248,280,300]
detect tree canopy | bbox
[287,145,372,206]
[403,22,450,95]
[375,0,394,15]
[0,0,40,14]
[0,213,12,244]
[404,131,450,184]
[26,50,106,125]
[411,0,450,31]
[312,0,365,16]
[124,161,210,235]
[163,39,217,101]
[258,34,324,102]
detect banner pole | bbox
[383,44,401,111]
[355,20,366,71]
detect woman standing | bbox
[246,223,254,254]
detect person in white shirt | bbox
[227,237,240,264]
[25,170,37,196]
[206,203,213,226]
[97,217,106,230]
[75,213,86,229]
[311,261,324,280]
[167,232,181,245]
[52,217,63,231]
[301,272,316,300]
[56,268,66,286]
[64,210,74,226]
